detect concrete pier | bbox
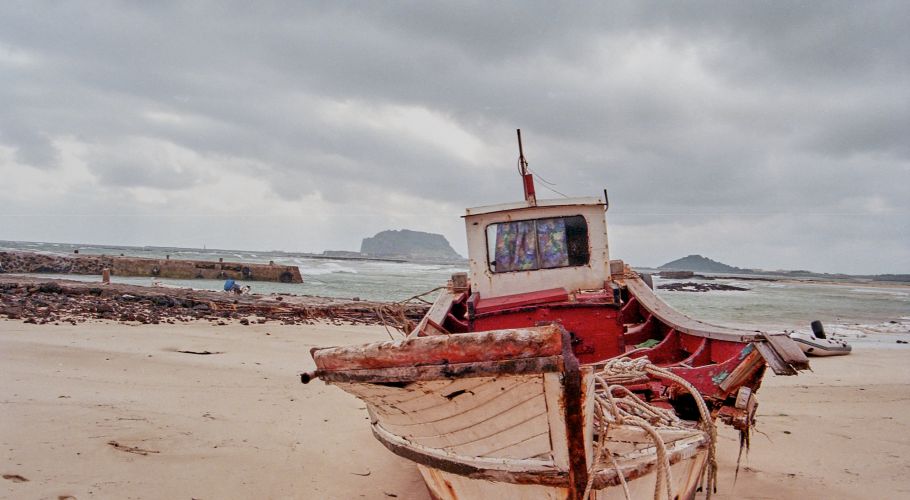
[0,251,303,284]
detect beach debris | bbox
[107,440,160,456]
[0,275,428,328]
[175,350,223,355]
[2,474,29,483]
[350,470,371,476]
[897,340,908,344]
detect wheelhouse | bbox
[464,196,611,299]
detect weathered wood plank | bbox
[426,291,455,331]
[482,430,552,460]
[314,325,565,371]
[763,332,810,369]
[378,398,547,456]
[382,392,546,447]
[373,378,501,415]
[372,423,564,481]
[320,355,562,383]
[718,348,766,391]
[543,372,569,470]
[753,341,797,375]
[339,377,486,407]
[451,412,551,458]
[375,376,537,423]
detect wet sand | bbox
[2,319,908,499]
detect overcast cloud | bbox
[1,1,907,273]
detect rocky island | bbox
[360,229,463,263]
[322,229,465,264]
[658,254,749,274]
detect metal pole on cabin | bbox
[516,129,537,206]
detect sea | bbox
[3,240,908,344]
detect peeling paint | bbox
[738,343,755,359]
[712,370,729,385]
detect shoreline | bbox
[2,319,909,498]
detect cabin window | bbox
[486,215,589,273]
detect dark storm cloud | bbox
[0,1,907,272]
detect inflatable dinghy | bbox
[790,320,852,357]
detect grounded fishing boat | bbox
[302,131,809,499]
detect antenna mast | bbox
[517,129,537,206]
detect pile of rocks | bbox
[657,281,748,292]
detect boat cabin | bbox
[464,196,611,299]
[462,195,624,362]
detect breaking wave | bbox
[297,262,359,275]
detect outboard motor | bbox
[811,320,827,339]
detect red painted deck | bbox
[474,287,569,315]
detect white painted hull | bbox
[335,371,707,499]
[311,326,710,499]
[418,450,706,500]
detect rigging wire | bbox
[517,157,569,198]
[528,168,558,186]
[536,181,570,198]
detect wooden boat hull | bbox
[418,449,706,500]
[415,270,809,432]
[309,325,709,499]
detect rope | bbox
[372,286,447,338]
[582,357,718,500]
[644,363,718,500]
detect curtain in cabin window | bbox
[495,220,538,272]
[536,217,569,268]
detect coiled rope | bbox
[582,357,718,500]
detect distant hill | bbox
[658,255,747,274]
[360,229,463,262]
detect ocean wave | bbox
[829,320,910,337]
[365,261,447,272]
[298,263,359,275]
[849,288,909,298]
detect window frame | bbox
[484,214,590,274]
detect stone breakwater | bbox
[0,250,302,283]
[0,250,109,274]
[0,276,427,329]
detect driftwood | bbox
[107,440,160,456]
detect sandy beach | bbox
[2,319,909,499]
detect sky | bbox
[1,2,907,274]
